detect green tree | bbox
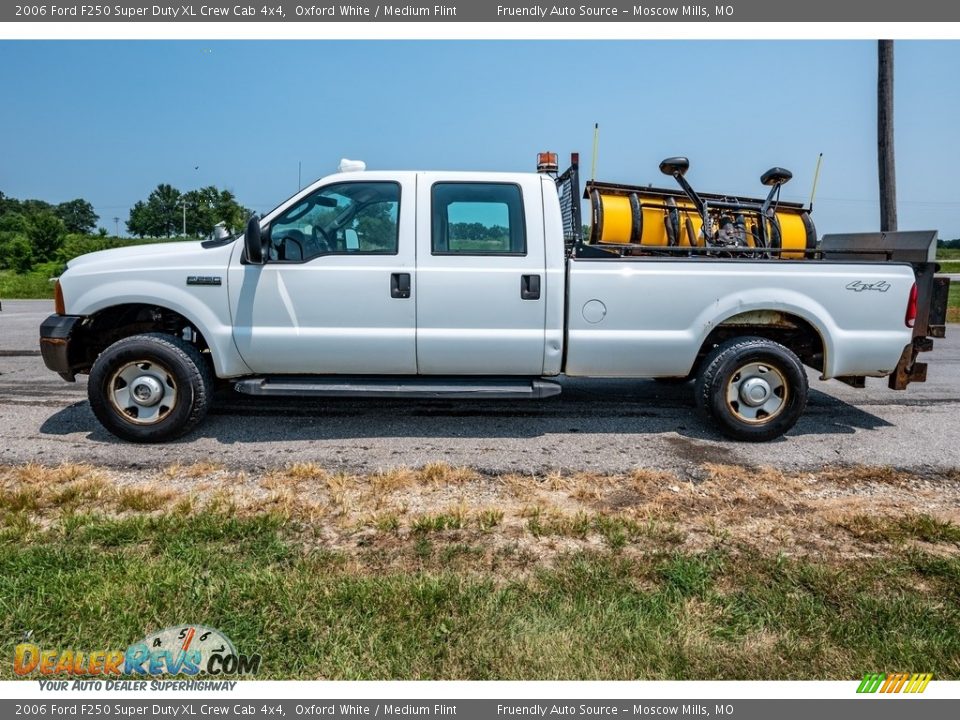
[7,235,35,273]
[0,191,16,216]
[183,187,220,237]
[213,189,250,234]
[126,183,249,238]
[126,200,152,238]
[146,183,182,237]
[20,199,54,217]
[55,198,99,234]
[355,202,399,250]
[126,185,182,237]
[182,186,250,237]
[27,212,67,261]
[0,212,29,234]
[58,234,125,264]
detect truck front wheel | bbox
[88,332,213,442]
[695,336,808,442]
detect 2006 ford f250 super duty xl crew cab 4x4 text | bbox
[38,153,950,443]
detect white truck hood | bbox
[66,240,224,270]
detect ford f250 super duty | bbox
[39,154,950,443]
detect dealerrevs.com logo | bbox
[14,625,261,677]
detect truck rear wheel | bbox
[88,332,213,443]
[695,336,808,442]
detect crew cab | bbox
[39,155,949,443]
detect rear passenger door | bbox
[415,175,546,375]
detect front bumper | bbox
[39,314,83,381]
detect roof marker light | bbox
[338,158,366,173]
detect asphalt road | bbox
[2,299,958,474]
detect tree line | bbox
[0,193,99,273]
[0,184,250,274]
[127,184,249,239]
[449,222,510,242]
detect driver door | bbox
[228,176,417,374]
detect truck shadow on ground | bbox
[39,379,892,447]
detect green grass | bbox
[0,237,199,300]
[0,266,59,299]
[2,510,958,680]
[840,513,960,544]
[937,247,960,274]
[526,511,684,548]
[948,282,960,323]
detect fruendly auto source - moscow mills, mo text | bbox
[17,3,734,19]
[496,5,723,17]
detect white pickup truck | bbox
[39,155,949,443]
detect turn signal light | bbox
[905,282,918,328]
[54,279,65,316]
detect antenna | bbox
[590,123,599,181]
[808,153,823,212]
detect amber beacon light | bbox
[537,152,559,175]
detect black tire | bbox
[694,336,808,442]
[88,332,214,442]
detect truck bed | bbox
[563,256,917,380]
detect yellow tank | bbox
[588,187,816,258]
[769,211,817,259]
[588,189,687,246]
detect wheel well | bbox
[697,310,825,373]
[71,304,211,374]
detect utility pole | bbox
[298,161,302,191]
[113,217,120,238]
[181,199,188,237]
[878,40,897,232]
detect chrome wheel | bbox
[108,360,178,425]
[725,361,787,424]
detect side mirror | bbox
[761,167,793,187]
[244,216,267,264]
[659,157,690,177]
[344,228,359,251]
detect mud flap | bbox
[889,275,949,390]
[889,341,928,390]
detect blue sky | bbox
[1,40,959,238]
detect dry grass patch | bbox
[370,467,418,493]
[417,462,480,485]
[159,461,225,480]
[2,461,959,565]
[115,485,176,513]
[816,465,914,487]
[280,462,329,482]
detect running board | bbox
[233,376,562,400]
